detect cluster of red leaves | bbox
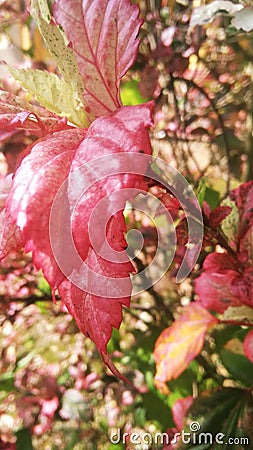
[15,365,59,435]
[154,180,253,392]
[196,181,253,314]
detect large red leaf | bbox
[154,303,218,394]
[53,0,142,118]
[2,104,153,373]
[58,212,132,345]
[58,213,132,377]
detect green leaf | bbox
[204,187,220,210]
[108,444,125,450]
[220,349,253,386]
[178,388,252,450]
[9,67,87,127]
[214,128,244,152]
[0,372,14,392]
[16,428,33,450]
[213,325,244,350]
[37,275,51,295]
[64,429,81,450]
[196,178,206,207]
[134,406,146,428]
[168,368,197,409]
[107,328,121,353]
[120,80,147,106]
[31,0,88,123]
[142,391,173,429]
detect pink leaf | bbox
[53,0,142,118]
[230,180,253,241]
[58,212,133,355]
[2,104,153,375]
[0,175,24,258]
[172,396,194,431]
[195,252,249,313]
[244,330,253,364]
[0,210,24,259]
[0,89,71,142]
[4,128,87,287]
[231,266,253,308]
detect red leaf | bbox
[53,0,142,118]
[208,205,232,229]
[195,251,253,312]
[230,180,253,241]
[154,303,218,393]
[195,253,242,313]
[244,330,253,364]
[58,211,133,352]
[231,266,253,308]
[2,104,153,374]
[0,89,70,142]
[4,128,87,287]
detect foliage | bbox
[0,0,253,449]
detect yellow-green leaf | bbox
[222,305,253,325]
[31,0,89,124]
[221,197,240,249]
[9,67,87,127]
[34,0,51,23]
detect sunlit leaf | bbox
[54,0,142,118]
[3,104,153,377]
[120,80,147,106]
[31,0,87,117]
[154,303,218,394]
[9,67,87,127]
